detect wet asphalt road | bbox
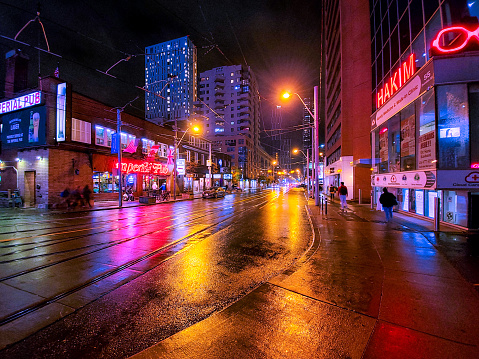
[0,188,312,358]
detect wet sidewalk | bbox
[131,198,479,358]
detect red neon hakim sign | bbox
[115,161,169,175]
[376,53,416,110]
[432,26,479,54]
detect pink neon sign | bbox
[376,54,416,109]
[432,26,479,54]
[471,163,479,169]
[115,161,169,175]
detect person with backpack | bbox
[338,182,348,212]
[379,187,398,222]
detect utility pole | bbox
[117,108,122,208]
[314,85,320,206]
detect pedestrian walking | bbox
[379,187,398,222]
[82,185,93,208]
[338,182,348,212]
[329,185,336,200]
[60,187,71,208]
[70,186,83,208]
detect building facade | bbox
[0,72,230,208]
[145,36,197,125]
[370,0,479,229]
[322,0,372,202]
[193,64,272,187]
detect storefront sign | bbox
[176,158,185,175]
[56,83,66,142]
[437,170,479,189]
[223,173,232,179]
[431,26,479,55]
[0,106,47,148]
[0,91,42,115]
[376,54,416,109]
[371,60,434,130]
[213,174,222,179]
[418,130,436,169]
[114,160,169,175]
[372,170,436,189]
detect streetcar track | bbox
[0,193,266,248]
[0,192,271,272]
[0,191,266,239]
[0,192,275,327]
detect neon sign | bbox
[115,161,169,175]
[471,163,479,169]
[432,26,479,54]
[376,54,416,109]
[0,91,42,115]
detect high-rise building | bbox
[302,98,313,153]
[321,0,372,202]
[369,0,479,229]
[145,36,197,125]
[194,65,271,184]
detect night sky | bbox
[0,0,321,151]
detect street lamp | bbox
[293,149,309,198]
[282,87,320,206]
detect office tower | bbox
[321,0,372,201]
[302,97,313,153]
[145,36,197,125]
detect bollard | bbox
[321,195,324,211]
[434,196,440,231]
[325,197,328,215]
[371,194,374,210]
[359,189,362,205]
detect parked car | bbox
[202,187,226,198]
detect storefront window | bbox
[379,126,388,173]
[388,114,401,172]
[469,84,479,165]
[93,171,118,193]
[426,190,438,218]
[443,190,468,227]
[415,189,424,215]
[400,102,416,171]
[418,90,436,169]
[437,85,470,169]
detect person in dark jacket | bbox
[379,187,397,222]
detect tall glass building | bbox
[145,36,197,125]
[370,0,479,228]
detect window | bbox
[378,126,388,173]
[418,90,436,169]
[72,118,91,144]
[95,126,105,145]
[437,85,470,169]
[120,133,133,149]
[400,102,416,171]
[142,138,155,154]
[159,143,168,157]
[238,139,244,144]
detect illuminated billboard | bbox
[1,106,47,148]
